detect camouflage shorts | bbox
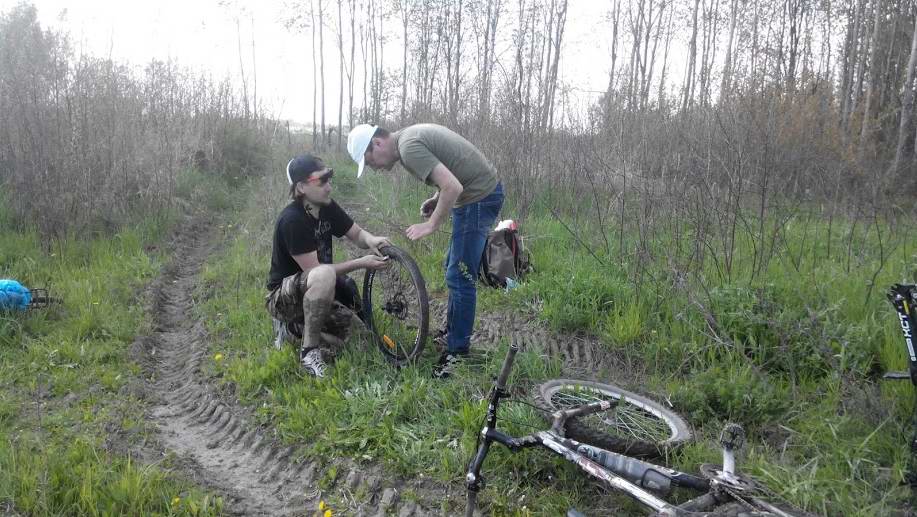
[265,272,309,324]
[266,273,361,342]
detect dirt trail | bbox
[139,218,452,516]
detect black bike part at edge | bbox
[887,284,917,487]
[887,284,917,386]
[361,244,429,365]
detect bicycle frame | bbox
[887,284,917,386]
[886,284,917,484]
[465,345,755,516]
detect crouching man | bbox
[265,154,390,377]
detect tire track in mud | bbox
[139,218,448,516]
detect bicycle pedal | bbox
[883,371,911,380]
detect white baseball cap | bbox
[347,123,378,178]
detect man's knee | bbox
[306,265,336,298]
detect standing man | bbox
[266,153,390,378]
[346,123,504,379]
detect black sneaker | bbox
[432,352,466,379]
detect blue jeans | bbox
[445,183,504,354]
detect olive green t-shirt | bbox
[396,124,498,206]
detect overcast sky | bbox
[1,0,613,123]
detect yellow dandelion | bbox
[319,500,327,511]
[324,510,332,517]
[214,353,224,362]
[171,496,181,506]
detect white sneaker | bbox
[300,349,328,378]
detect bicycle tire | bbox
[362,245,429,365]
[535,379,692,458]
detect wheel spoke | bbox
[551,386,673,443]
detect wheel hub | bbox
[382,292,408,319]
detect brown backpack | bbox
[479,225,531,288]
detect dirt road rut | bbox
[139,220,447,516]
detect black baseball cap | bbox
[286,154,325,184]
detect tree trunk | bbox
[478,0,501,124]
[318,0,326,149]
[682,0,700,112]
[311,0,318,147]
[251,16,257,121]
[889,14,917,176]
[400,0,409,122]
[720,0,738,102]
[604,0,621,111]
[843,0,866,135]
[879,13,899,112]
[348,0,356,128]
[337,0,344,150]
[698,0,718,106]
[235,18,249,120]
[657,3,674,107]
[545,0,567,131]
[452,0,463,125]
[858,0,883,160]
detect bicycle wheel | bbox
[362,245,429,365]
[535,379,692,458]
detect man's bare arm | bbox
[344,223,391,255]
[425,164,462,228]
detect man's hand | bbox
[406,221,436,241]
[359,254,390,270]
[420,197,438,218]
[364,234,391,256]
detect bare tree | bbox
[235,17,250,119]
[474,0,502,124]
[682,0,701,111]
[720,0,739,102]
[858,0,884,159]
[890,13,917,176]
[397,0,413,121]
[336,0,344,149]
[318,0,327,148]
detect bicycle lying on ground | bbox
[465,343,813,516]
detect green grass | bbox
[0,189,225,515]
[195,156,917,515]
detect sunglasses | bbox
[307,168,334,185]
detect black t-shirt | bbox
[266,199,354,290]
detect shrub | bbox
[672,363,791,431]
